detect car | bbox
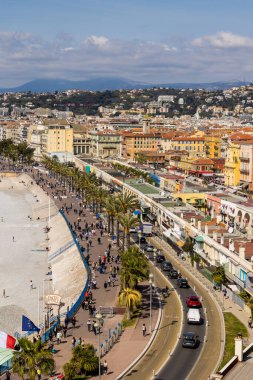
[182,332,198,348]
[139,237,147,245]
[169,270,179,279]
[145,244,155,252]
[156,254,165,263]
[186,295,202,308]
[161,261,173,271]
[177,278,189,288]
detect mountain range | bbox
[0,77,249,93]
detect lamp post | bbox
[95,313,103,380]
[149,273,154,334]
[138,231,142,250]
[153,248,157,263]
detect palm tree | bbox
[117,193,140,214]
[12,338,55,380]
[105,196,116,235]
[119,288,142,320]
[63,344,98,379]
[120,246,149,289]
[120,214,140,249]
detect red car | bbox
[186,295,202,308]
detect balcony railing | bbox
[240,169,250,175]
[240,157,250,163]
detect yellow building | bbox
[205,135,222,159]
[42,125,73,161]
[170,136,205,158]
[224,142,241,186]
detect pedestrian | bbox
[37,368,41,380]
[3,289,5,298]
[56,331,62,344]
[248,317,252,329]
[5,370,10,380]
[77,337,81,346]
[142,323,146,337]
[53,326,57,338]
[63,326,67,338]
[87,319,92,332]
[81,338,85,348]
[49,331,53,342]
[30,280,33,290]
[103,360,108,375]
[104,281,107,290]
[72,316,76,328]
[71,336,76,349]
[12,236,14,242]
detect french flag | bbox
[0,331,16,349]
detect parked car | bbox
[186,295,202,308]
[156,254,166,263]
[177,278,189,288]
[145,244,155,252]
[182,332,198,348]
[161,261,173,271]
[169,270,179,279]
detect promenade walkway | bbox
[24,169,160,379]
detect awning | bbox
[202,173,214,177]
[0,348,14,366]
[194,235,204,242]
[227,284,240,293]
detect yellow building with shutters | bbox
[205,135,222,159]
[224,142,241,186]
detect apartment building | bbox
[41,124,73,162]
[224,142,241,186]
[170,136,205,157]
[205,135,222,159]
[88,129,122,158]
[122,131,162,160]
[239,140,253,190]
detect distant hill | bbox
[0,77,249,93]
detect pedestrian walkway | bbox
[23,169,161,379]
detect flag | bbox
[22,315,40,333]
[0,331,16,349]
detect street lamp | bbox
[153,248,157,263]
[149,273,154,334]
[138,231,142,249]
[95,313,103,379]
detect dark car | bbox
[177,278,189,288]
[182,332,198,348]
[139,237,147,245]
[169,270,179,279]
[156,254,165,263]
[144,244,155,252]
[161,261,173,271]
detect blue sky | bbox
[0,0,253,86]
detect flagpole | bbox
[38,285,40,329]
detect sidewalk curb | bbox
[115,263,162,380]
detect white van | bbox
[187,308,202,325]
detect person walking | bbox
[37,368,41,380]
[12,236,14,242]
[30,280,33,290]
[103,360,108,375]
[5,370,10,380]
[248,317,252,329]
[142,323,146,337]
[87,319,92,332]
[71,336,76,349]
[56,331,62,344]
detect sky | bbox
[1,0,253,86]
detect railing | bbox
[240,157,250,163]
[48,240,75,261]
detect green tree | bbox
[12,338,55,380]
[119,288,142,320]
[63,344,98,379]
[212,266,226,287]
[120,214,140,250]
[120,246,149,289]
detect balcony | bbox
[240,169,250,175]
[240,157,250,163]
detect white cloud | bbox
[192,31,253,49]
[84,35,109,48]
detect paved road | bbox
[151,236,223,380]
[123,264,182,379]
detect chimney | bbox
[220,234,224,245]
[239,245,246,260]
[204,224,208,235]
